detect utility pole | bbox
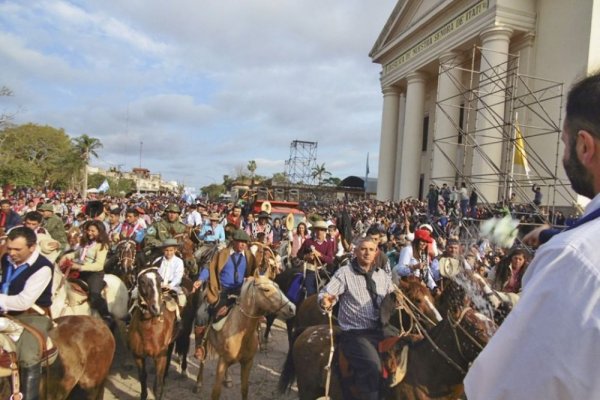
[139,141,143,168]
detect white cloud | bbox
[0,0,397,188]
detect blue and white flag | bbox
[182,186,197,204]
[98,179,110,193]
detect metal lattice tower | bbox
[285,140,318,184]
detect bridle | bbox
[237,279,292,319]
[134,267,164,320]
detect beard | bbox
[563,143,595,199]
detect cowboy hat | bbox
[311,220,328,230]
[256,211,271,220]
[231,229,251,242]
[209,212,220,221]
[285,213,295,231]
[159,238,180,248]
[260,201,272,214]
[438,257,460,278]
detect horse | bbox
[110,238,138,288]
[279,280,495,399]
[66,226,81,250]
[128,267,179,400]
[174,230,200,279]
[0,315,115,400]
[194,275,296,399]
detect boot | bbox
[20,363,41,400]
[194,325,207,360]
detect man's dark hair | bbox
[126,208,139,217]
[24,211,43,224]
[565,71,600,141]
[0,199,11,206]
[7,226,37,247]
[366,225,382,236]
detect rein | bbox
[237,281,291,319]
[447,308,486,362]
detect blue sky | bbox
[0,0,396,189]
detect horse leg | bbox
[211,358,229,400]
[153,355,168,400]
[193,359,204,394]
[134,356,148,400]
[224,367,233,388]
[164,340,175,380]
[240,359,254,400]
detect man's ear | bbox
[577,130,598,166]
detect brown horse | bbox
[279,280,496,400]
[0,315,115,400]
[195,275,296,399]
[174,230,199,279]
[128,267,178,400]
[113,239,137,287]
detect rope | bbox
[322,310,335,400]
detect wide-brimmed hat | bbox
[312,220,328,230]
[256,211,271,220]
[414,229,433,243]
[209,212,220,221]
[159,238,180,248]
[38,203,54,212]
[232,229,251,242]
[164,204,181,213]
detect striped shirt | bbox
[319,260,394,331]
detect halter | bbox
[117,239,136,268]
[134,267,164,319]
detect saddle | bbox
[0,317,58,378]
[65,279,108,307]
[335,335,409,394]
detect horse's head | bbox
[117,239,137,270]
[240,276,295,319]
[136,268,163,317]
[446,306,497,365]
[250,242,281,279]
[397,277,442,328]
[66,227,81,247]
[176,232,198,274]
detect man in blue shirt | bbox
[198,212,226,243]
[192,229,256,360]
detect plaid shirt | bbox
[319,260,394,331]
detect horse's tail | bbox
[277,326,307,394]
[175,290,198,358]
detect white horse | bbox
[51,266,129,320]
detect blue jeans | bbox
[339,330,383,400]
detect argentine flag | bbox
[98,179,110,193]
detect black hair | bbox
[7,226,37,247]
[565,71,600,140]
[24,211,43,224]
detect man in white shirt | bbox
[465,71,600,400]
[186,204,203,227]
[152,238,186,309]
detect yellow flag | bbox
[513,121,530,176]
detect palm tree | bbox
[247,160,257,187]
[311,163,331,185]
[73,134,103,196]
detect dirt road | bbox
[103,321,298,399]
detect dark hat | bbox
[232,229,251,242]
[85,200,104,218]
[165,204,181,213]
[38,203,54,212]
[256,211,271,220]
[414,229,433,243]
[159,238,180,248]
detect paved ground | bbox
[104,321,298,399]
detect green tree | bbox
[271,172,290,185]
[311,163,331,185]
[0,123,75,188]
[201,183,226,201]
[88,173,135,196]
[73,134,103,196]
[322,176,341,186]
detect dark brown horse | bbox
[0,315,115,400]
[113,238,137,287]
[128,267,178,400]
[278,281,493,400]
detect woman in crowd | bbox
[290,222,309,258]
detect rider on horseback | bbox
[297,220,335,296]
[151,239,186,310]
[192,229,257,360]
[319,237,395,400]
[143,203,187,266]
[0,227,54,400]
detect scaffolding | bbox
[285,140,318,184]
[432,45,576,226]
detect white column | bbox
[393,93,407,201]
[472,26,513,202]
[398,72,427,199]
[376,86,400,201]
[432,51,463,186]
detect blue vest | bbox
[1,254,53,308]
